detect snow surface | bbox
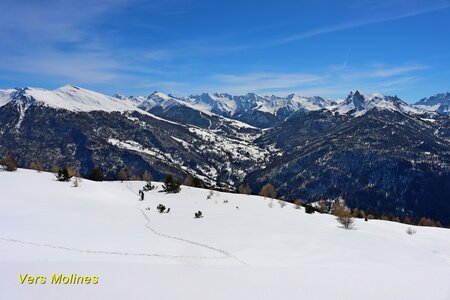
[1,169,449,300]
[0,88,16,107]
[3,85,141,112]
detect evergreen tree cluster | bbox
[56,167,71,182]
[162,175,181,193]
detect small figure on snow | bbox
[139,190,144,201]
[194,211,203,218]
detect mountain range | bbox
[1,85,450,223]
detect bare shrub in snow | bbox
[1,153,17,171]
[334,201,354,229]
[318,199,327,213]
[51,165,59,174]
[406,227,416,235]
[294,199,302,209]
[337,213,355,229]
[30,161,44,172]
[278,199,286,208]
[268,199,274,208]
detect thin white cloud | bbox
[267,3,450,47]
[370,64,427,78]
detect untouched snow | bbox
[0,88,16,107]
[9,85,140,112]
[1,169,449,300]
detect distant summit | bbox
[415,92,450,115]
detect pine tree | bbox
[157,204,166,213]
[143,179,155,191]
[56,167,71,182]
[89,168,104,182]
[192,177,204,188]
[162,175,181,193]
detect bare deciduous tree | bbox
[259,183,276,199]
[334,200,354,229]
[30,161,44,172]
[238,183,252,195]
[142,171,152,182]
[117,168,128,182]
[1,153,17,171]
[183,174,194,186]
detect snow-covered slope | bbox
[1,169,449,300]
[3,85,140,112]
[415,92,450,115]
[185,92,332,116]
[3,85,442,127]
[0,89,16,107]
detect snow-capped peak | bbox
[332,91,424,116]
[137,91,181,111]
[414,92,450,115]
[4,85,140,112]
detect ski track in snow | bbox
[0,182,248,265]
[138,209,248,266]
[0,236,225,261]
[126,183,248,266]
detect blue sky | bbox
[0,0,449,102]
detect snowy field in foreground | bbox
[0,169,449,300]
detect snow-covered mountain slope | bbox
[117,91,335,128]
[185,92,333,116]
[2,85,140,112]
[1,169,449,300]
[114,89,435,127]
[331,90,425,116]
[2,85,443,128]
[0,89,16,107]
[415,92,450,115]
